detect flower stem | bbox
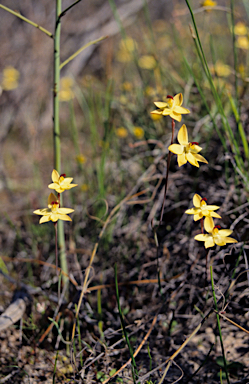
[54,222,58,274]
[159,118,175,224]
[210,266,230,384]
[53,0,68,289]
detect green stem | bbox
[210,266,230,384]
[114,264,137,383]
[53,0,68,287]
[0,4,53,38]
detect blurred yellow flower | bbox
[201,0,217,9]
[238,64,245,77]
[81,184,89,192]
[236,36,249,50]
[116,38,137,63]
[116,127,128,138]
[213,61,231,77]
[133,127,144,139]
[194,217,237,248]
[1,66,20,91]
[138,55,157,70]
[234,21,248,36]
[145,86,157,97]
[121,81,133,92]
[59,77,74,101]
[34,193,74,224]
[150,113,163,121]
[151,93,190,122]
[185,194,221,224]
[48,169,78,193]
[119,95,128,105]
[168,124,208,167]
[76,154,86,164]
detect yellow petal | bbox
[177,124,188,145]
[205,237,215,248]
[194,212,203,221]
[186,153,199,167]
[162,108,171,116]
[185,208,197,214]
[50,213,59,222]
[190,144,202,153]
[205,204,220,211]
[194,154,208,164]
[174,106,190,114]
[214,238,227,246]
[193,194,202,207]
[173,93,183,106]
[224,237,238,244]
[151,109,163,115]
[48,192,57,205]
[210,212,222,218]
[40,215,51,224]
[168,144,184,155]
[178,153,187,167]
[218,229,233,236]
[58,208,74,214]
[51,169,60,183]
[169,111,182,122]
[151,109,162,115]
[154,101,167,109]
[204,217,214,232]
[58,214,72,221]
[195,234,209,241]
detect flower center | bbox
[166,95,174,108]
[51,201,59,212]
[200,197,207,206]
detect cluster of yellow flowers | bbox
[151,93,237,249]
[34,169,77,224]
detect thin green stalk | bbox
[228,93,249,159]
[0,4,53,38]
[52,351,59,384]
[75,304,83,366]
[60,36,108,70]
[230,0,239,112]
[114,264,138,383]
[210,266,230,384]
[53,0,68,288]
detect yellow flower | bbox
[59,77,74,101]
[1,66,20,91]
[201,0,217,8]
[48,169,77,193]
[81,183,89,192]
[185,194,221,224]
[138,55,157,70]
[116,127,128,138]
[168,125,208,167]
[236,36,249,50]
[151,93,190,122]
[33,193,74,224]
[213,61,231,77]
[234,21,248,36]
[133,127,144,139]
[116,38,137,63]
[76,154,86,164]
[121,81,133,92]
[194,217,237,248]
